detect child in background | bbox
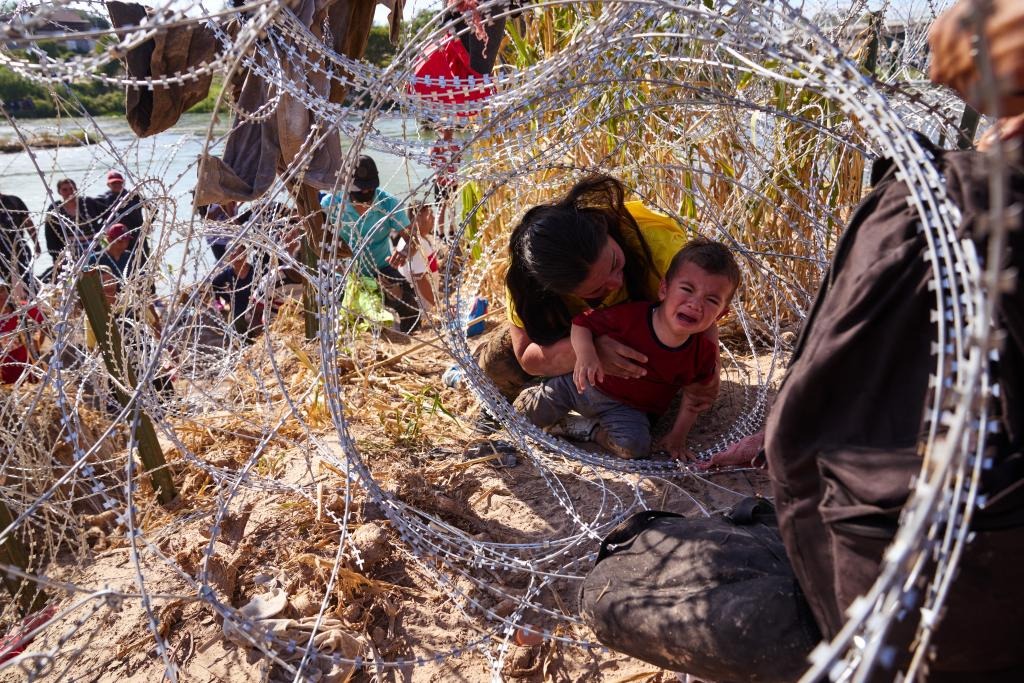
[96,223,133,280]
[211,246,261,338]
[388,201,438,310]
[430,127,461,237]
[0,278,44,384]
[515,238,740,460]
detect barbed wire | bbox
[0,0,1013,680]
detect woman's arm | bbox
[509,322,651,378]
[509,323,576,377]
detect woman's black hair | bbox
[506,175,656,345]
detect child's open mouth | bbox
[676,311,697,325]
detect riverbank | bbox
[0,130,96,153]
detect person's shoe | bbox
[547,414,598,442]
[472,407,503,435]
[464,439,518,468]
[442,364,465,388]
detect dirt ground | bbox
[1,315,780,682]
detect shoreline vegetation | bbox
[0,10,436,121]
[0,130,97,152]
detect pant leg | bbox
[14,238,32,288]
[577,388,651,459]
[513,374,579,428]
[472,323,535,401]
[377,263,421,333]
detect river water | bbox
[0,112,435,282]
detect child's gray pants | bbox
[513,373,651,459]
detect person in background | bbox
[320,155,420,332]
[0,277,44,385]
[100,170,150,276]
[430,127,461,235]
[211,245,261,339]
[95,223,133,280]
[201,200,238,263]
[0,191,37,293]
[44,178,106,272]
[388,200,438,311]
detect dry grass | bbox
[459,6,872,339]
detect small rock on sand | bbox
[349,521,388,568]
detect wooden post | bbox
[77,270,177,505]
[293,183,352,340]
[957,105,981,150]
[0,499,47,615]
[295,184,325,340]
[862,14,881,77]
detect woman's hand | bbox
[929,0,1024,116]
[697,431,765,471]
[594,335,648,379]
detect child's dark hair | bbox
[506,175,656,345]
[665,238,741,300]
[407,199,432,222]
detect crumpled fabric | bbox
[107,1,219,138]
[195,0,403,204]
[223,586,364,682]
[109,0,404,205]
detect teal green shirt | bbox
[321,189,409,275]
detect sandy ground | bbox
[1,316,780,682]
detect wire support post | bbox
[0,500,48,616]
[292,183,332,340]
[76,269,177,505]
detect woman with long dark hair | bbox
[477,175,718,404]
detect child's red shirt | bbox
[572,301,717,414]
[1,306,43,384]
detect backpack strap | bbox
[597,510,685,562]
[725,497,776,526]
